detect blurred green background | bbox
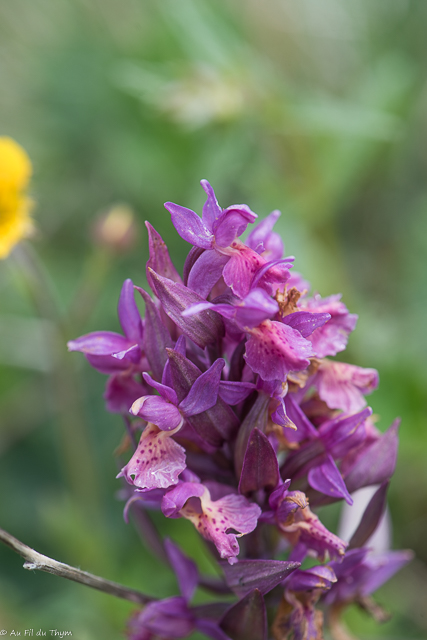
[1,0,427,638]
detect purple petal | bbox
[286,565,337,592]
[220,590,267,640]
[137,287,172,381]
[84,353,134,374]
[233,289,279,329]
[245,320,313,381]
[213,205,258,247]
[250,258,293,292]
[246,209,283,259]
[361,550,414,595]
[161,481,206,518]
[112,342,141,362]
[196,619,233,640]
[165,202,213,249]
[179,358,225,417]
[167,350,238,445]
[302,294,358,358]
[145,222,182,295]
[149,270,224,349]
[118,278,143,343]
[283,394,318,441]
[133,597,194,639]
[319,407,371,458]
[348,480,390,549]
[130,395,183,431]
[165,484,261,563]
[218,381,256,405]
[238,429,279,495]
[222,242,265,299]
[118,424,186,490]
[68,331,132,356]
[308,455,353,505]
[201,179,222,231]
[187,249,230,298]
[315,361,379,413]
[164,538,199,602]
[143,372,178,405]
[344,419,400,493]
[222,561,300,599]
[282,311,331,339]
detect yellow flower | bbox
[0,136,34,259]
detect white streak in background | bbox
[338,485,391,552]
[0,315,57,372]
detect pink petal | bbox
[245,320,313,381]
[130,395,183,431]
[315,361,379,413]
[118,424,186,490]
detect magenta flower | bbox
[69,179,409,640]
[162,479,261,564]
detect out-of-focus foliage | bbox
[0,0,426,638]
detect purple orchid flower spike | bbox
[68,179,409,640]
[67,278,145,374]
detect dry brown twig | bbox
[0,526,152,605]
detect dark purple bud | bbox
[136,287,172,380]
[238,428,279,495]
[221,560,300,598]
[348,480,390,549]
[149,269,224,348]
[145,222,182,293]
[234,393,270,477]
[220,590,267,640]
[178,359,225,417]
[183,246,205,285]
[344,418,400,493]
[167,350,237,446]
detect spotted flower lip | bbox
[162,480,262,564]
